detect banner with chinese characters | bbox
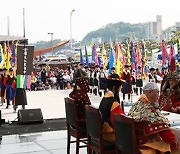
[17,45,34,75]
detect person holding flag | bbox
[3,68,16,109]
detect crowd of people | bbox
[68,62,180,153]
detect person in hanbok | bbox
[69,68,91,129]
[128,82,180,153]
[159,71,180,113]
[120,65,132,102]
[99,73,125,142]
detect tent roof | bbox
[0,35,26,42]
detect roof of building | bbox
[0,35,26,42]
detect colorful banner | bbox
[16,75,29,89]
[108,46,114,73]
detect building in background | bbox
[145,15,163,41]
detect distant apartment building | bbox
[145,15,163,41]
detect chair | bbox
[113,114,140,154]
[64,97,87,154]
[85,105,116,154]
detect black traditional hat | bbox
[84,65,88,68]
[95,65,99,68]
[74,64,78,68]
[111,67,115,70]
[138,66,141,69]
[9,68,13,72]
[124,64,130,68]
[149,67,155,71]
[103,73,125,85]
[100,66,104,69]
[3,68,7,71]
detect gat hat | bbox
[124,64,130,68]
[103,73,125,85]
[79,63,83,66]
[167,71,179,79]
[3,68,7,71]
[138,66,141,69]
[100,66,104,69]
[143,82,159,91]
[0,68,3,72]
[150,67,155,71]
[74,64,78,68]
[95,65,99,68]
[84,65,88,69]
[9,68,13,72]
[111,67,115,70]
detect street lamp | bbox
[70,9,75,49]
[48,32,54,56]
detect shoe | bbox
[6,106,9,109]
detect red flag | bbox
[161,40,168,67]
[169,42,175,71]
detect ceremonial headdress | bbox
[73,69,89,92]
[167,71,179,79]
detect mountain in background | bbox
[81,22,146,43]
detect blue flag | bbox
[85,45,89,65]
[75,48,84,64]
[80,49,84,64]
[109,47,114,73]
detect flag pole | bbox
[23,8,25,38]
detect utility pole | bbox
[70,9,75,49]
[7,16,10,36]
[48,32,54,56]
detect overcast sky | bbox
[0,0,180,43]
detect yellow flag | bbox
[116,44,122,75]
[6,43,11,70]
[127,44,131,65]
[3,43,8,69]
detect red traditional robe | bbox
[128,94,179,153]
